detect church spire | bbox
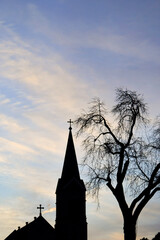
[55,122,87,240]
[61,124,80,182]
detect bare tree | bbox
[74,88,160,240]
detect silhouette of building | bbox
[5,214,56,240]
[5,124,87,240]
[55,125,87,240]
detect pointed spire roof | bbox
[61,128,80,182]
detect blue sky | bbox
[0,0,160,239]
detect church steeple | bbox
[55,124,87,240]
[61,127,80,182]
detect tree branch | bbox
[133,186,160,221]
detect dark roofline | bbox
[5,215,55,240]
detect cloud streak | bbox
[0,137,36,155]
[26,4,160,64]
[43,207,56,214]
[0,22,93,115]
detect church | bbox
[5,124,88,240]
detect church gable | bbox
[5,216,55,240]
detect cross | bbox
[67,119,73,130]
[37,204,44,216]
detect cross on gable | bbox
[67,119,73,130]
[37,204,44,216]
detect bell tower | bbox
[55,122,87,240]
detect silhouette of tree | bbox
[75,88,160,240]
[152,232,160,240]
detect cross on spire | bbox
[67,119,73,130]
[37,204,44,216]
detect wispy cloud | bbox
[0,22,93,116]
[43,207,56,214]
[0,114,24,133]
[0,137,36,155]
[84,30,160,64]
[26,4,160,64]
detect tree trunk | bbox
[123,218,137,240]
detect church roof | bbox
[5,215,55,240]
[61,128,80,182]
[56,128,86,193]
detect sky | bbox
[0,0,160,239]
